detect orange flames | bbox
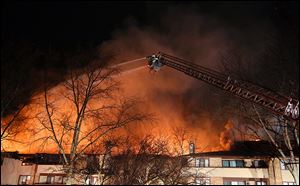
[2,64,235,154]
[2,8,240,154]
[219,119,234,150]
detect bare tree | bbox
[1,41,70,147]
[172,126,190,155]
[220,30,299,184]
[1,42,41,146]
[77,127,211,185]
[93,135,193,185]
[33,48,151,184]
[1,102,31,145]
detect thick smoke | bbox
[2,4,280,153]
[97,5,271,151]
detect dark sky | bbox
[2,1,295,48]
[1,1,150,47]
[1,1,299,117]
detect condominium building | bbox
[184,141,298,185]
[1,152,99,185]
[184,151,297,185]
[1,141,298,185]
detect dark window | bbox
[222,160,244,168]
[236,160,244,167]
[253,160,267,168]
[223,160,229,167]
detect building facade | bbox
[184,152,297,185]
[1,152,100,185]
[1,142,298,185]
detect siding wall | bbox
[1,155,298,185]
[1,158,35,185]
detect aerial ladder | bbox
[146,52,299,121]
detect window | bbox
[47,175,55,184]
[85,175,99,185]
[195,158,209,167]
[283,182,295,185]
[223,160,229,167]
[39,176,47,184]
[256,181,267,185]
[18,175,31,185]
[253,160,267,168]
[280,161,287,170]
[54,176,63,184]
[39,174,66,184]
[236,160,244,167]
[224,181,246,185]
[230,160,236,167]
[222,160,244,168]
[195,178,210,185]
[224,181,230,185]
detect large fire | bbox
[2,7,243,154]
[1,59,235,154]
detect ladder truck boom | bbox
[146,52,299,121]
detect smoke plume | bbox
[2,4,277,153]
[96,5,271,152]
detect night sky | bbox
[3,1,297,47]
[1,1,299,115]
[2,1,150,47]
